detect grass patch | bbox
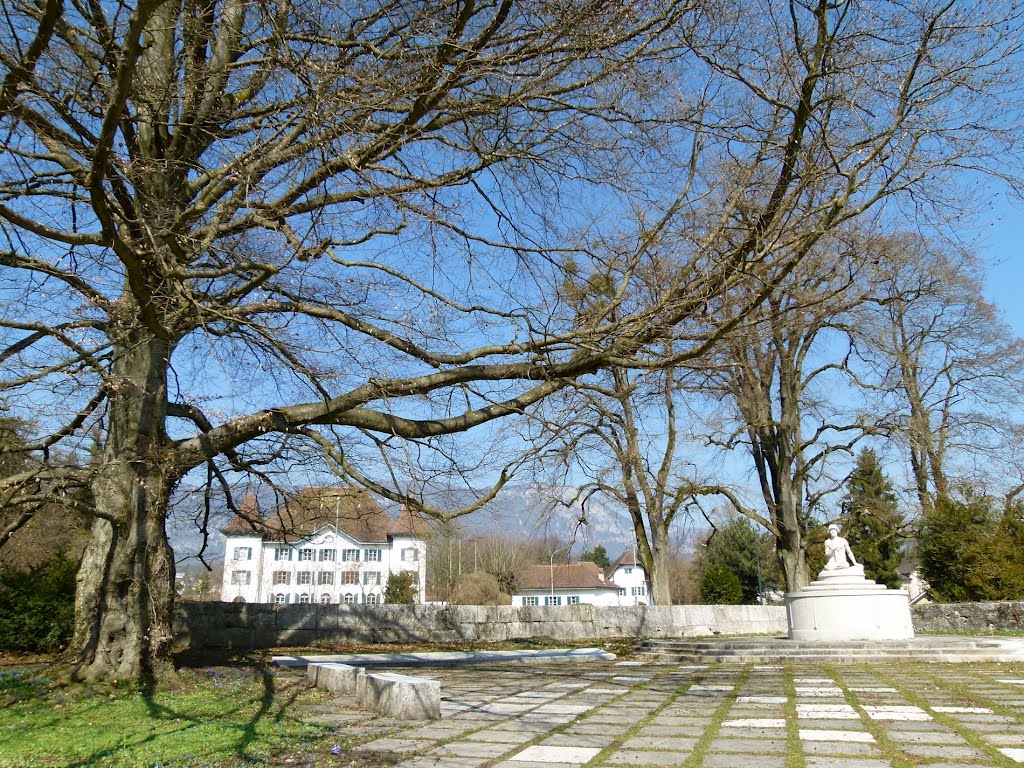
[0,665,339,767]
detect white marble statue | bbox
[823,523,857,571]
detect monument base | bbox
[785,566,914,642]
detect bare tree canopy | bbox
[1,0,1022,681]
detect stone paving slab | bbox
[288,655,1024,768]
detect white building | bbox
[512,550,650,607]
[220,487,427,605]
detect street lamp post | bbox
[549,543,573,605]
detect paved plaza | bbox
[293,658,1024,768]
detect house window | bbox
[343,593,356,604]
[319,593,331,604]
[232,546,251,561]
[401,548,418,562]
[318,571,334,585]
[274,593,287,604]
[299,593,310,604]
[363,571,380,586]
[319,549,336,562]
[365,548,381,562]
[366,594,379,605]
[545,595,561,606]
[567,596,580,605]
[274,547,292,561]
[631,586,647,596]
[230,570,251,585]
[342,549,360,562]
[299,548,314,561]
[625,567,633,574]
[272,571,290,585]
[618,589,626,596]
[298,571,312,585]
[342,571,359,585]
[524,596,538,606]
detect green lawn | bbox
[0,665,339,767]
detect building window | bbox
[319,548,336,562]
[342,549,360,562]
[274,547,292,561]
[365,548,381,562]
[299,593,310,604]
[274,593,287,604]
[342,571,359,585]
[272,571,290,585]
[618,589,626,596]
[319,593,331,604]
[625,567,633,574]
[298,571,312,585]
[343,593,356,604]
[318,571,334,585]
[366,594,379,605]
[567,596,580,605]
[363,571,380,586]
[232,546,251,561]
[401,547,418,562]
[631,585,647,596]
[408,571,420,586]
[525,596,538,606]
[230,570,251,585]
[299,548,314,561]
[544,595,561,606]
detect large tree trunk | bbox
[647,517,673,605]
[72,326,176,683]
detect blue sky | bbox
[981,194,1024,335]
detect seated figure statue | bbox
[823,523,857,570]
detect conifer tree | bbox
[842,450,905,589]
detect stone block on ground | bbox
[307,662,365,695]
[357,671,441,720]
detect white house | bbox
[220,487,427,605]
[512,550,650,607]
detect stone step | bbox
[637,636,1024,664]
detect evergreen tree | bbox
[580,545,611,569]
[699,518,781,604]
[383,572,417,604]
[918,490,1024,602]
[841,449,905,589]
[699,564,743,605]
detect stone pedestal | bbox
[785,565,914,642]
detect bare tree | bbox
[1,0,1020,684]
[857,239,1024,514]
[690,240,886,590]
[534,0,1024,598]
[0,0,697,682]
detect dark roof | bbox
[605,549,640,580]
[391,506,430,537]
[221,493,262,535]
[265,487,392,543]
[221,487,416,544]
[518,562,620,592]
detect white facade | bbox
[513,585,626,607]
[512,556,651,607]
[221,524,426,605]
[605,561,650,605]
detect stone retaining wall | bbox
[175,600,1024,651]
[174,602,788,651]
[911,601,1024,633]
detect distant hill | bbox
[167,484,636,565]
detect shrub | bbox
[450,571,511,604]
[383,571,417,604]
[699,564,743,605]
[0,556,77,652]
